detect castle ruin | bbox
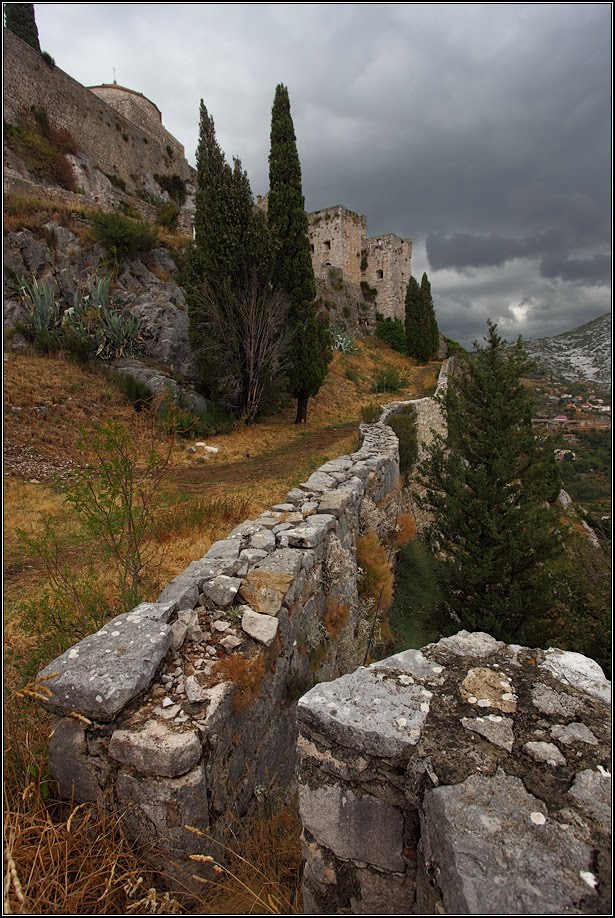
[308,205,412,321]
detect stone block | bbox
[541,649,610,704]
[461,715,514,752]
[48,717,104,802]
[288,515,336,549]
[239,569,293,615]
[317,489,353,518]
[250,529,276,552]
[436,630,505,658]
[157,576,200,609]
[297,667,432,757]
[567,769,611,834]
[206,538,242,560]
[241,609,279,646]
[420,772,594,915]
[129,600,176,623]
[108,720,202,777]
[299,781,405,871]
[200,575,242,608]
[38,614,172,721]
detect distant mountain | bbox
[522,314,612,390]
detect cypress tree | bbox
[4,3,41,51]
[268,83,330,423]
[420,272,440,359]
[420,321,563,644]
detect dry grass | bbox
[357,528,395,612]
[187,806,302,915]
[395,511,417,546]
[214,653,267,712]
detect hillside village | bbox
[3,7,611,918]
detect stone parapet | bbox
[297,633,611,915]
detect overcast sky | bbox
[33,2,612,347]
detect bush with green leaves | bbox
[90,210,158,260]
[372,367,409,393]
[155,388,235,439]
[154,173,187,206]
[376,317,407,353]
[14,275,62,353]
[156,200,180,229]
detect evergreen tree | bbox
[405,273,439,362]
[187,101,285,420]
[268,83,330,423]
[420,321,564,644]
[4,3,41,51]
[420,272,440,359]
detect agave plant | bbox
[17,276,60,336]
[330,324,357,353]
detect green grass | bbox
[389,539,441,650]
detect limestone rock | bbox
[108,720,201,777]
[523,741,567,767]
[460,667,517,712]
[461,715,515,752]
[37,613,172,721]
[420,772,594,915]
[541,649,610,705]
[550,722,599,746]
[297,667,432,758]
[437,630,505,658]
[299,781,405,871]
[239,569,293,615]
[241,609,279,646]
[531,682,585,718]
[200,575,242,608]
[567,769,611,834]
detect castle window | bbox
[324,240,331,250]
[377,269,384,279]
[311,244,314,253]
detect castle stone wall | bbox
[307,205,411,322]
[3,30,193,195]
[297,634,611,915]
[308,206,367,286]
[365,234,412,320]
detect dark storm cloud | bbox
[32,3,612,344]
[425,230,566,272]
[539,254,612,286]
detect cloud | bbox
[425,230,566,272]
[539,254,611,286]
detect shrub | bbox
[89,211,157,260]
[376,317,407,353]
[360,251,368,272]
[156,200,180,229]
[445,336,466,357]
[360,281,378,302]
[360,402,382,423]
[330,325,356,353]
[342,305,351,319]
[346,368,359,383]
[388,405,418,480]
[394,512,417,546]
[103,172,127,192]
[41,50,55,68]
[155,389,235,439]
[372,367,409,393]
[106,370,152,410]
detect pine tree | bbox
[420,321,563,644]
[268,83,330,423]
[4,3,41,51]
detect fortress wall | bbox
[36,366,453,882]
[365,234,412,321]
[308,206,367,285]
[297,634,611,915]
[3,30,193,192]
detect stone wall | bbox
[36,366,449,882]
[307,205,412,322]
[3,30,194,195]
[308,206,367,286]
[365,234,412,321]
[297,633,611,915]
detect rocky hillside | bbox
[523,314,611,389]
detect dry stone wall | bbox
[36,388,431,882]
[297,632,611,915]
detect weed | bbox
[394,511,417,547]
[215,653,266,712]
[357,529,394,612]
[345,368,359,383]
